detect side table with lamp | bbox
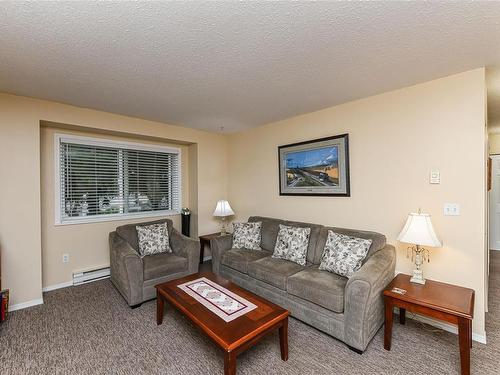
[198,200,235,264]
[383,210,474,375]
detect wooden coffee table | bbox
[155,272,289,375]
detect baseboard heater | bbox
[73,266,110,286]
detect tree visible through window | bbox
[57,136,180,223]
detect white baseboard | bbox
[9,298,44,312]
[42,281,73,292]
[398,310,487,344]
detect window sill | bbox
[55,210,181,226]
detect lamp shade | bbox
[397,212,442,248]
[213,200,235,217]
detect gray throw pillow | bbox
[319,230,372,278]
[232,222,262,250]
[272,224,310,266]
[136,222,172,257]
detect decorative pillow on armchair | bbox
[319,230,372,278]
[136,222,172,257]
[272,224,311,266]
[232,222,262,250]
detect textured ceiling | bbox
[2,2,500,133]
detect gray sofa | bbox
[109,218,200,307]
[211,216,396,352]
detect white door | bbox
[489,155,500,250]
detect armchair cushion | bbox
[287,266,347,313]
[136,222,172,256]
[143,253,188,280]
[116,218,173,252]
[221,248,269,274]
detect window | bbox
[55,134,181,225]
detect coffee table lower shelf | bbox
[155,272,289,375]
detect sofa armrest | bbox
[210,235,233,274]
[109,231,144,306]
[170,227,200,274]
[343,244,396,351]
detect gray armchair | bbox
[109,218,200,307]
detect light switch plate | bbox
[444,203,460,216]
[430,170,440,184]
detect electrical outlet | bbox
[62,253,70,263]
[444,203,460,216]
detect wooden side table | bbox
[198,232,231,264]
[383,274,474,375]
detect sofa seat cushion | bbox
[247,256,306,290]
[143,253,188,280]
[221,249,269,274]
[287,266,347,313]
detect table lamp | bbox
[213,200,235,235]
[397,211,442,285]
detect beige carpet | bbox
[1,255,500,374]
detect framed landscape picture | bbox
[278,134,350,196]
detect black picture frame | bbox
[278,134,350,196]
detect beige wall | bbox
[0,107,43,307]
[0,93,228,307]
[40,126,191,288]
[489,133,500,154]
[227,69,487,336]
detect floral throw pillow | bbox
[272,224,311,266]
[319,230,372,278]
[232,222,262,250]
[136,222,172,257]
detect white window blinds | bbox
[56,135,180,224]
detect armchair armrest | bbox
[109,231,144,306]
[210,234,233,274]
[344,244,396,351]
[170,227,200,274]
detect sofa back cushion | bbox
[248,216,282,252]
[116,218,173,252]
[313,226,386,265]
[248,216,322,264]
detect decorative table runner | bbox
[177,277,257,322]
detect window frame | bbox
[54,133,182,226]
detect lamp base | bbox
[219,217,228,236]
[410,269,426,285]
